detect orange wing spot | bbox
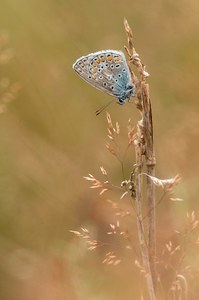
[92,62,97,67]
[107,55,112,61]
[100,56,105,62]
[114,56,121,62]
[96,58,100,64]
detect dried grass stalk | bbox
[124,18,157,299]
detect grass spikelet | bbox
[106,142,118,157]
[127,118,135,146]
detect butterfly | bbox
[72,50,135,112]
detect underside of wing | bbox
[73,50,131,98]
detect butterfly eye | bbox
[118,98,124,104]
[127,84,133,90]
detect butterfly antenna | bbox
[95,99,114,116]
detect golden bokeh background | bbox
[0,0,199,299]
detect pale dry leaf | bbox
[142,173,181,190]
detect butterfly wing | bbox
[72,50,132,99]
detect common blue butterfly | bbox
[72,50,135,105]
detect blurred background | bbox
[0,0,199,299]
